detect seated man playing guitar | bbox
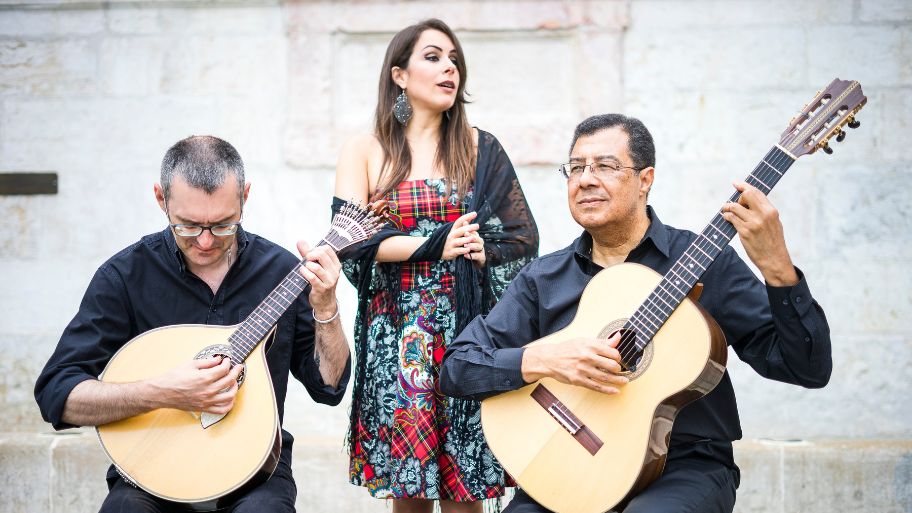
[35,135,351,512]
[439,114,833,513]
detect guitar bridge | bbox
[531,384,603,455]
[546,404,582,434]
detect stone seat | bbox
[2,431,909,512]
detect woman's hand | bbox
[463,230,486,267]
[442,212,480,261]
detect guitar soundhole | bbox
[194,344,246,386]
[598,321,653,381]
[609,328,640,372]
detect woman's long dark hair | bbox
[373,18,475,200]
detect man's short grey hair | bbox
[160,135,245,202]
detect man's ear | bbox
[153,183,167,212]
[242,182,251,204]
[639,167,655,196]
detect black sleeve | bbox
[440,267,540,400]
[34,266,136,430]
[705,248,832,388]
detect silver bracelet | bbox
[313,301,340,324]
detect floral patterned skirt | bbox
[348,283,510,501]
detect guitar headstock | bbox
[780,78,867,158]
[323,200,389,252]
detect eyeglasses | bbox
[558,161,641,181]
[169,221,242,237]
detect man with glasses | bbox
[35,135,351,512]
[439,114,832,512]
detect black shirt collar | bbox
[572,205,671,270]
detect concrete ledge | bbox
[2,431,910,512]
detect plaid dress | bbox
[348,179,507,501]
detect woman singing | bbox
[333,18,538,513]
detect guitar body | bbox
[97,324,281,510]
[481,263,728,513]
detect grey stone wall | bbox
[1,0,909,511]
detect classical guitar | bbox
[480,78,867,513]
[96,201,386,510]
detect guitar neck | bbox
[622,145,796,354]
[226,237,337,363]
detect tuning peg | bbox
[822,143,833,154]
[836,129,846,142]
[847,117,861,129]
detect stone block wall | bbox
[0,1,909,511]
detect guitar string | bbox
[614,146,792,358]
[228,223,361,359]
[613,147,793,362]
[228,205,383,357]
[614,146,789,356]
[616,146,792,357]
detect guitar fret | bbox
[708,221,734,242]
[278,282,297,299]
[747,173,772,193]
[761,158,784,176]
[690,243,713,261]
[676,261,700,280]
[659,278,688,299]
[701,235,723,251]
[689,250,712,269]
[655,282,680,305]
[250,316,269,333]
[649,291,676,313]
[635,308,661,332]
[250,310,271,328]
[271,291,292,308]
[233,324,255,342]
[642,298,670,324]
[237,329,258,348]
[627,314,654,336]
[641,302,666,327]
[665,270,691,293]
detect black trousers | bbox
[98,460,297,513]
[503,455,739,513]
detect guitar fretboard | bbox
[618,145,796,364]
[225,230,352,363]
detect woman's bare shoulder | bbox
[342,133,382,154]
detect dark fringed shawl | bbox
[332,129,538,498]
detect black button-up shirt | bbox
[440,207,831,454]
[35,227,350,464]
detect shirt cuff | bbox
[45,374,96,430]
[766,267,813,317]
[494,347,527,390]
[305,354,351,406]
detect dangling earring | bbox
[393,89,412,125]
